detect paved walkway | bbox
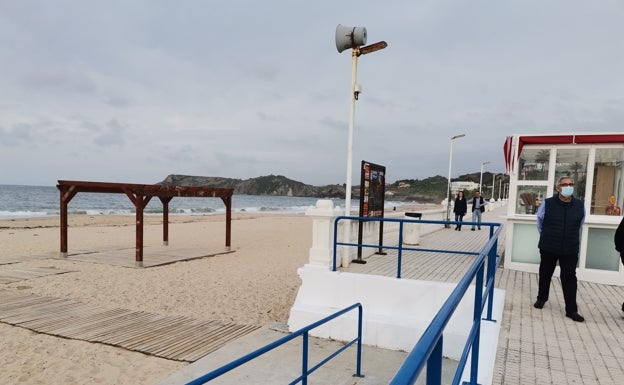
[356,205,624,384]
[369,205,624,385]
[484,206,624,385]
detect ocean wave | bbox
[0,210,54,219]
[0,186,432,220]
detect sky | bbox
[1,1,623,187]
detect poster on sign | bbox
[354,161,386,263]
[359,161,386,218]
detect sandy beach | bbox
[0,203,441,385]
[0,213,314,385]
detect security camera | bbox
[354,84,362,100]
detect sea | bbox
[0,184,419,220]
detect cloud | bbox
[18,70,96,95]
[1,1,623,187]
[0,123,37,147]
[93,119,127,147]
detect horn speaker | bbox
[335,24,367,53]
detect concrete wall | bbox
[288,266,504,360]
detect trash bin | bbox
[404,212,422,245]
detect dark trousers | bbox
[537,250,579,314]
[454,214,464,229]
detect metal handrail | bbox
[185,303,364,385]
[332,216,502,385]
[332,216,499,276]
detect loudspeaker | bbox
[335,24,367,53]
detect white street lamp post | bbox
[336,25,387,266]
[446,134,466,227]
[344,48,359,219]
[479,161,490,193]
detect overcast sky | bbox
[1,1,623,187]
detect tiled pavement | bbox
[344,205,624,384]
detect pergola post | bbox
[222,195,232,251]
[59,185,77,257]
[125,191,152,268]
[160,197,173,246]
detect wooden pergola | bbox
[57,180,234,267]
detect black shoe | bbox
[534,299,545,309]
[458,228,461,231]
[566,312,585,322]
[471,228,475,231]
[478,227,481,230]
[455,227,458,231]
[621,302,624,312]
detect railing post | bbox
[397,222,404,278]
[355,304,364,378]
[426,336,443,385]
[302,332,309,385]
[484,226,498,322]
[466,262,484,385]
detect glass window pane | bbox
[555,149,589,201]
[516,186,548,215]
[586,227,621,271]
[591,148,624,216]
[511,223,540,263]
[518,148,549,181]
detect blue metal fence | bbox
[185,303,364,385]
[333,216,502,385]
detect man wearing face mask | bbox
[533,176,586,322]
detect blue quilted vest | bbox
[538,195,584,255]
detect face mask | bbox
[561,186,574,197]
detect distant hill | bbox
[158,172,509,202]
[390,172,509,202]
[158,174,346,198]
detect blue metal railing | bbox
[333,216,502,385]
[185,303,364,385]
[333,216,499,278]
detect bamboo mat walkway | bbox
[0,288,260,362]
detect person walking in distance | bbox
[453,191,467,231]
[470,191,486,230]
[534,176,586,322]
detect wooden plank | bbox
[0,298,72,322]
[91,313,180,344]
[20,303,104,331]
[0,289,260,362]
[138,319,222,353]
[150,321,237,359]
[178,324,262,362]
[114,316,195,348]
[46,308,132,336]
[165,324,261,361]
[68,311,157,340]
